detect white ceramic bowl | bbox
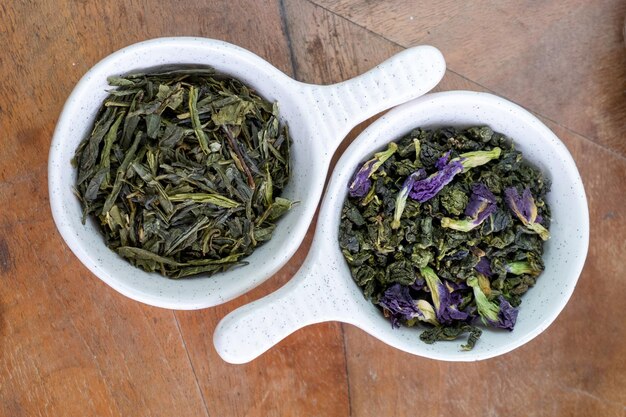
[48,37,445,309]
[214,91,589,363]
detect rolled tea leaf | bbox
[339,125,550,350]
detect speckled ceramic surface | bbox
[48,37,446,309]
[214,91,589,363]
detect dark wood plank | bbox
[285,1,626,416]
[311,0,626,158]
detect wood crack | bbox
[172,312,211,417]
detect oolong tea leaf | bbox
[74,68,293,278]
[339,126,551,349]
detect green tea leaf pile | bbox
[339,126,550,349]
[74,69,292,278]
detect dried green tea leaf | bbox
[168,193,240,208]
[74,68,293,278]
[188,86,210,154]
[117,246,183,267]
[211,98,254,126]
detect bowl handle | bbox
[300,45,446,152]
[213,241,351,364]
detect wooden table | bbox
[2,1,625,416]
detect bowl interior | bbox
[49,38,327,309]
[317,91,588,360]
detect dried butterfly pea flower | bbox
[435,150,452,169]
[409,148,502,203]
[409,160,464,202]
[474,256,493,277]
[465,183,497,218]
[379,283,419,327]
[420,266,469,324]
[505,187,551,241]
[379,283,439,327]
[348,143,398,197]
[392,169,426,229]
[441,183,497,232]
[467,275,519,330]
[455,147,502,171]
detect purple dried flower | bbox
[435,150,452,170]
[492,296,519,330]
[409,160,463,202]
[465,183,496,218]
[504,187,535,223]
[467,276,519,331]
[407,148,501,204]
[421,267,469,324]
[438,285,470,323]
[348,160,375,197]
[504,187,550,240]
[348,143,398,197]
[410,277,426,291]
[392,169,427,228]
[441,183,497,232]
[378,284,418,325]
[474,256,493,277]
[379,283,440,327]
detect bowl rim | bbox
[47,37,310,309]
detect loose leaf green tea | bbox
[74,68,293,278]
[339,126,551,349]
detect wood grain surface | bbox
[1,0,624,416]
[313,0,626,159]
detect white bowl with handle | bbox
[213,91,589,363]
[48,37,446,309]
